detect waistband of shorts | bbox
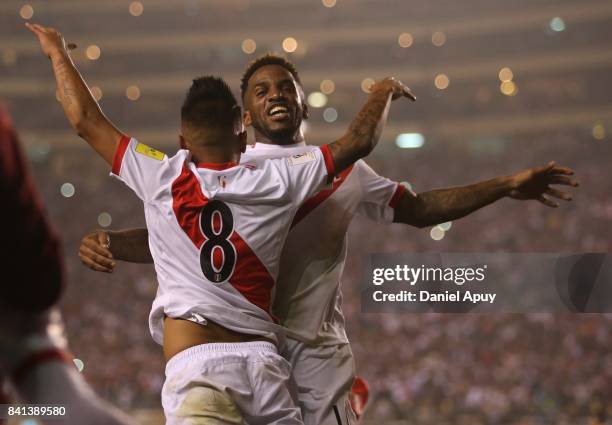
[166,341,277,373]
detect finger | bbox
[25,23,42,34]
[79,245,115,268]
[402,86,417,101]
[537,195,559,208]
[545,187,572,201]
[83,238,113,258]
[534,161,556,175]
[79,254,113,273]
[96,231,113,254]
[549,166,574,175]
[31,23,47,33]
[547,176,580,187]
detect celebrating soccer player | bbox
[28,22,415,424]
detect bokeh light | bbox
[322,0,337,7]
[323,107,338,123]
[592,123,605,140]
[398,33,414,48]
[498,67,514,82]
[500,80,518,96]
[396,133,425,149]
[282,37,298,53]
[20,4,34,20]
[361,78,375,93]
[90,86,103,101]
[73,358,85,372]
[320,79,335,95]
[98,212,112,227]
[129,1,144,16]
[241,38,256,54]
[549,17,566,32]
[307,92,327,108]
[430,226,445,241]
[60,183,75,198]
[438,222,453,231]
[86,45,101,60]
[126,85,141,101]
[434,74,450,90]
[432,31,446,47]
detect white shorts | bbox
[282,340,357,425]
[162,341,303,425]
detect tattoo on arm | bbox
[329,88,392,173]
[395,177,512,227]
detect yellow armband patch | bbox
[135,143,165,161]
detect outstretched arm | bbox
[79,228,152,273]
[328,78,415,173]
[26,23,122,165]
[394,162,578,227]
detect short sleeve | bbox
[110,135,172,202]
[354,160,410,222]
[273,145,334,205]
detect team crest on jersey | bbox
[287,151,316,166]
[135,143,165,161]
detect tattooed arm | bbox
[328,78,415,174]
[27,23,122,165]
[394,163,578,227]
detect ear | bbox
[302,102,310,120]
[243,110,252,127]
[239,130,247,153]
[179,134,188,150]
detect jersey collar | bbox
[195,161,239,170]
[250,141,307,150]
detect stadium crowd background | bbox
[2,0,611,423]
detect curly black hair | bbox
[240,53,302,100]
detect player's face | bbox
[243,65,307,144]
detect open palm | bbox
[509,162,578,207]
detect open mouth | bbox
[267,104,291,121]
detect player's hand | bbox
[25,23,76,59]
[79,231,116,273]
[371,77,416,101]
[508,162,579,207]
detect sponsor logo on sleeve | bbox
[135,143,165,161]
[287,151,316,166]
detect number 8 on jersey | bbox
[199,200,237,283]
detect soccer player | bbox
[28,23,414,424]
[80,54,578,425]
[0,108,137,425]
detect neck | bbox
[253,128,304,146]
[188,145,240,165]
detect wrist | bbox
[49,49,69,62]
[498,175,517,196]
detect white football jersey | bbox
[111,136,335,346]
[242,142,406,345]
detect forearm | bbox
[50,51,105,138]
[108,228,152,263]
[394,176,514,227]
[328,87,392,173]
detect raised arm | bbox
[394,162,579,227]
[328,78,415,173]
[79,228,152,273]
[26,23,122,165]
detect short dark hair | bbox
[181,76,240,130]
[240,54,302,99]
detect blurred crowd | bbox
[22,125,612,424]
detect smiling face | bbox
[243,64,309,145]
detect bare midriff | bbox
[163,316,273,362]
